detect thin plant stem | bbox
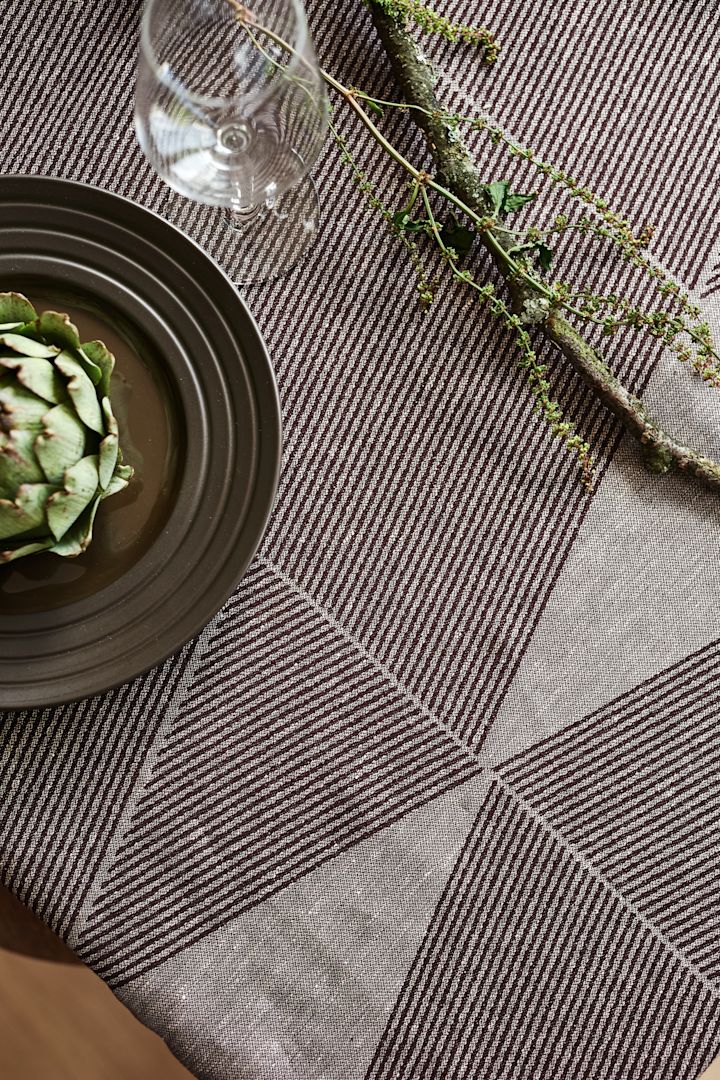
[217,0,720,492]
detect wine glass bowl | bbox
[136,0,329,281]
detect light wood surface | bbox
[0,886,191,1079]
[0,883,718,1079]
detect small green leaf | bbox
[392,210,430,234]
[483,182,537,218]
[503,191,537,215]
[506,242,537,258]
[483,180,509,215]
[364,98,384,117]
[537,243,554,271]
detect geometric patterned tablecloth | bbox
[2,1,720,1077]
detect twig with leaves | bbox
[367,1,720,489]
[229,0,720,492]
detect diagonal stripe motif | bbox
[0,0,681,957]
[75,561,480,986]
[436,0,720,291]
[368,777,720,1080]
[499,639,720,984]
[368,644,720,1079]
[0,644,195,940]
[241,0,720,750]
[1,0,720,1077]
[699,243,720,300]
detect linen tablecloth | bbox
[3,1,720,1077]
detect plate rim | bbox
[0,175,282,710]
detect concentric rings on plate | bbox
[0,176,281,709]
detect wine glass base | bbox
[223,175,321,286]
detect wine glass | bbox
[135,0,329,284]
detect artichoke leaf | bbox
[0,299,134,563]
[46,454,100,541]
[75,350,102,386]
[100,471,132,500]
[0,383,51,430]
[0,429,44,497]
[6,321,44,343]
[55,352,104,434]
[35,311,82,351]
[0,355,65,404]
[0,293,37,325]
[0,482,57,541]
[81,340,114,396]
[98,434,119,490]
[50,496,102,557]
[0,332,59,358]
[35,403,87,484]
[97,397,120,490]
[115,462,134,481]
[102,396,119,436]
[0,538,54,563]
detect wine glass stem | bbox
[224,204,262,229]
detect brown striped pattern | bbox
[500,640,720,983]
[702,254,720,299]
[75,560,480,985]
[247,0,720,750]
[367,774,720,1080]
[436,0,720,290]
[0,645,194,940]
[1,1,720,1078]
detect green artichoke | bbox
[0,292,134,563]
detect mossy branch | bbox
[366,0,499,61]
[366,2,720,491]
[223,0,720,491]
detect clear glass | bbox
[135,0,329,283]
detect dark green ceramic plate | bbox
[0,176,281,710]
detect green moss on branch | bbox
[367,1,720,491]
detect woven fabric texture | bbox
[2,1,720,1077]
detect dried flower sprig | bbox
[366,0,499,62]
[227,0,720,493]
